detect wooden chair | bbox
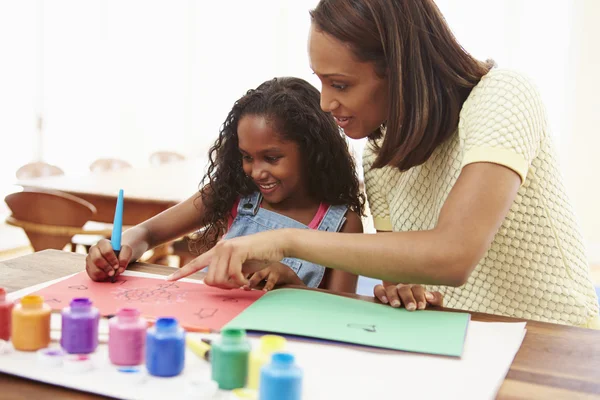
[4,188,111,252]
[89,158,132,173]
[149,151,185,166]
[16,162,64,180]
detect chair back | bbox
[89,158,132,173]
[16,162,64,180]
[5,188,97,251]
[149,151,185,166]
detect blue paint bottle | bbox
[146,317,185,377]
[260,352,302,400]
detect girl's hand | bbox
[373,283,443,310]
[167,230,287,288]
[244,262,305,291]
[85,239,133,281]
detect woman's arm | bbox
[169,162,520,288]
[284,163,520,286]
[321,211,362,293]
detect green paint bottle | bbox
[211,328,251,390]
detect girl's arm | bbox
[122,190,208,262]
[169,162,520,288]
[321,211,362,293]
[86,189,209,281]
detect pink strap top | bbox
[227,198,329,230]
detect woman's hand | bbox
[373,282,443,310]
[244,262,305,291]
[167,230,288,288]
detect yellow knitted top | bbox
[363,68,599,327]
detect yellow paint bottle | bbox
[11,295,51,351]
[247,335,286,390]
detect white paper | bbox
[0,321,525,400]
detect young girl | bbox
[86,77,364,293]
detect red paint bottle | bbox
[0,288,14,341]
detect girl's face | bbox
[238,114,307,205]
[308,24,389,140]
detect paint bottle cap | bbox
[221,328,247,344]
[185,378,218,399]
[20,295,44,309]
[155,317,181,333]
[37,348,65,366]
[0,288,6,301]
[64,354,94,373]
[69,297,93,311]
[259,335,286,354]
[270,352,298,369]
[116,307,141,322]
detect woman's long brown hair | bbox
[311,0,494,170]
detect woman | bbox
[169,0,599,327]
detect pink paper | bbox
[31,272,264,330]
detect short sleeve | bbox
[459,69,547,183]
[362,141,393,231]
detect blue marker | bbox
[110,189,124,283]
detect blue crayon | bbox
[110,189,124,283]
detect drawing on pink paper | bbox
[31,272,264,330]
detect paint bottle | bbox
[259,352,302,400]
[247,335,287,390]
[0,288,14,341]
[60,298,100,354]
[211,328,251,390]
[11,295,51,351]
[146,317,185,377]
[109,308,147,366]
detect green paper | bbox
[225,288,470,357]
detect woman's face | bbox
[308,23,389,140]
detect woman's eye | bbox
[265,156,280,163]
[331,83,348,91]
[242,155,252,161]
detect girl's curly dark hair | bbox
[192,77,365,253]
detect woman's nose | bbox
[320,89,340,112]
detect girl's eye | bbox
[265,156,280,163]
[331,83,348,91]
[242,155,252,162]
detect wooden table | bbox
[15,157,208,225]
[2,250,600,399]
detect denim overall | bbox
[224,192,348,288]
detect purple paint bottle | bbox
[60,298,99,354]
[109,308,147,366]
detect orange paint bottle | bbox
[11,295,51,351]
